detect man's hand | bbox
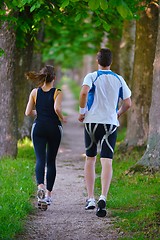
[78,114,85,122]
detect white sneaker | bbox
[45,196,52,205]
[38,199,48,211]
[85,198,96,210]
[37,188,45,200]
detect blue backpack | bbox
[87,70,123,111]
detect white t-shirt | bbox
[82,70,131,126]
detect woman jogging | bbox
[25,65,66,210]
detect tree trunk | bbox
[15,22,44,139]
[135,1,160,170]
[119,20,136,127]
[108,27,122,74]
[14,35,34,139]
[0,22,17,158]
[125,2,159,148]
[120,20,136,86]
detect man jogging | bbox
[78,48,131,217]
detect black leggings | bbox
[31,122,62,192]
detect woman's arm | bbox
[25,89,37,117]
[54,91,66,123]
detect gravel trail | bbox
[17,84,119,240]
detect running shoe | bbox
[37,188,45,200]
[85,198,96,210]
[37,188,47,211]
[96,199,106,217]
[45,196,52,205]
[38,199,48,211]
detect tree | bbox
[0,0,143,158]
[124,1,159,148]
[120,20,136,86]
[0,21,17,158]
[118,20,136,128]
[134,1,160,171]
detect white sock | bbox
[88,197,95,201]
[99,195,106,202]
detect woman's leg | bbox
[32,124,47,187]
[33,136,47,187]
[46,126,62,196]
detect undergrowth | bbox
[0,138,36,240]
[95,128,160,240]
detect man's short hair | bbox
[97,48,112,67]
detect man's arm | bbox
[78,85,90,122]
[117,97,132,118]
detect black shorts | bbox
[84,123,117,159]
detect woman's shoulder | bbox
[30,88,38,97]
[54,88,61,92]
[31,88,38,93]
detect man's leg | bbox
[96,158,113,217]
[84,123,98,209]
[100,158,113,197]
[84,156,96,199]
[84,156,97,210]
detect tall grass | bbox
[0,138,36,240]
[95,128,160,240]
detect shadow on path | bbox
[17,84,119,240]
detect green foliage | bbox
[88,0,99,10]
[60,0,70,8]
[0,0,147,73]
[42,7,104,67]
[1,0,141,59]
[0,138,36,239]
[116,0,133,19]
[100,0,108,11]
[0,48,4,57]
[95,128,160,239]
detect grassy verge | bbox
[65,80,160,239]
[95,128,160,240]
[0,138,36,240]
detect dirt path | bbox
[17,84,119,240]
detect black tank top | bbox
[35,87,61,125]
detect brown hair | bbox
[25,65,55,86]
[97,48,112,67]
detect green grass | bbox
[0,138,36,240]
[1,82,160,239]
[95,128,160,240]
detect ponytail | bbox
[25,65,55,86]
